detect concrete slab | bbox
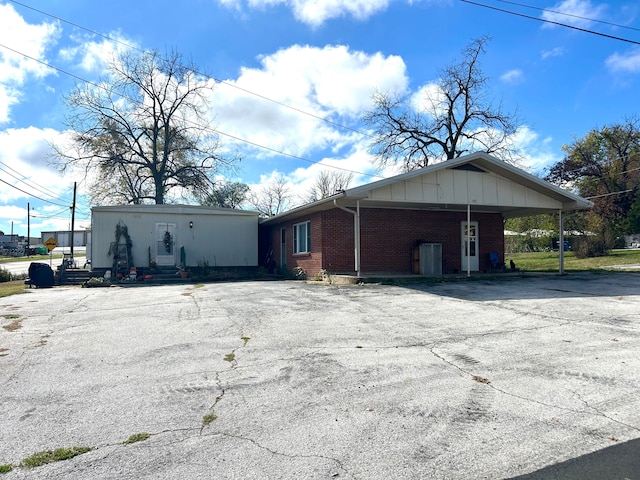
[0,272,639,479]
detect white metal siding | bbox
[91,207,258,270]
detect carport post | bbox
[559,209,565,275]
[467,204,471,278]
[355,200,361,277]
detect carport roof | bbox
[261,152,593,224]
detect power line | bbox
[8,0,373,140]
[494,0,640,33]
[0,41,384,183]
[0,161,71,203]
[460,0,640,45]
[0,177,70,207]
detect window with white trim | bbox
[293,221,311,254]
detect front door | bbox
[461,221,479,271]
[156,223,176,266]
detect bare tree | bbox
[55,49,235,204]
[247,174,291,216]
[197,181,249,209]
[307,170,353,203]
[363,37,520,171]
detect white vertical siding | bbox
[365,168,563,209]
[91,206,258,270]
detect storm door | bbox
[461,221,479,271]
[156,223,176,266]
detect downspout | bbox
[467,203,471,278]
[559,209,565,275]
[334,199,361,277]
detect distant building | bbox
[40,230,91,248]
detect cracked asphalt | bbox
[1,272,639,479]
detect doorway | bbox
[461,221,479,271]
[156,223,176,266]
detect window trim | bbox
[293,220,311,254]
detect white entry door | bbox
[461,221,479,271]
[156,223,176,266]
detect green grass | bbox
[0,254,58,263]
[507,249,640,272]
[0,281,27,298]
[19,447,92,469]
[202,413,217,426]
[0,464,12,474]
[122,433,151,444]
[224,352,235,363]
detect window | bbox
[293,221,311,254]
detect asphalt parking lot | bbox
[1,272,639,479]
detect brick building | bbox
[259,152,593,278]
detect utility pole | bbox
[70,182,77,260]
[27,202,30,255]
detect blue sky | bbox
[0,0,639,237]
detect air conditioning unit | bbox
[419,243,442,275]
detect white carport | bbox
[327,152,593,276]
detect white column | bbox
[355,200,361,277]
[467,204,471,278]
[559,210,564,275]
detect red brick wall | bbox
[260,212,325,277]
[260,207,505,277]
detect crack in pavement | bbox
[429,344,640,434]
[571,389,640,434]
[217,431,356,479]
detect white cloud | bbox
[606,47,640,73]
[219,0,394,26]
[410,82,446,116]
[0,3,59,124]
[507,126,561,173]
[541,47,564,60]
[541,0,607,29]
[212,44,407,156]
[58,32,135,75]
[500,69,524,84]
[0,127,77,203]
[0,127,90,236]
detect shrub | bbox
[0,268,11,283]
[573,236,609,258]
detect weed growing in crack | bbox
[472,375,490,384]
[122,433,151,444]
[0,464,13,474]
[1,314,20,320]
[224,352,235,363]
[20,447,92,468]
[202,413,217,426]
[241,336,250,347]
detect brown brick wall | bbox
[260,207,505,277]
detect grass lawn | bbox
[0,281,28,298]
[507,249,640,272]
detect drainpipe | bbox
[334,199,361,277]
[559,209,565,275]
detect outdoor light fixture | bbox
[189,221,193,228]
